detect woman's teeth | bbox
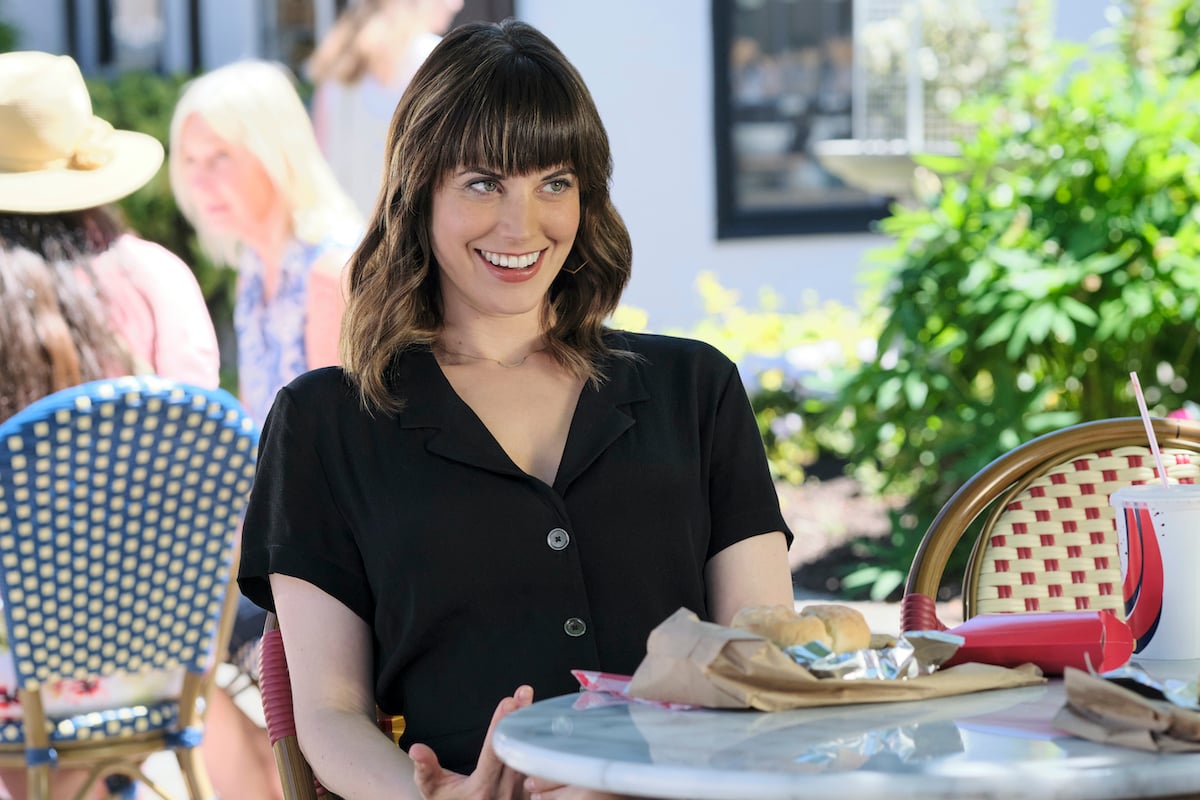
[480,249,539,269]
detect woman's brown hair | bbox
[0,209,136,422]
[340,18,634,414]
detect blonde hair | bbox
[168,59,361,266]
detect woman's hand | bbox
[410,685,535,799]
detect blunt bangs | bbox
[434,51,608,189]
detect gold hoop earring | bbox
[562,260,588,275]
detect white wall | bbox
[516,0,885,333]
[4,2,65,54]
[199,0,258,68]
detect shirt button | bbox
[546,527,570,551]
[564,617,587,637]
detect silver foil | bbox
[785,630,965,681]
[1098,662,1200,711]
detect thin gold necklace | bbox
[433,343,546,368]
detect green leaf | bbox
[978,311,1020,348]
[1060,296,1100,326]
[869,569,906,602]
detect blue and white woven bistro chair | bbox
[0,376,259,799]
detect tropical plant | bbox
[821,0,1200,600]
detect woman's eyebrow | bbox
[457,166,503,179]
[541,167,575,180]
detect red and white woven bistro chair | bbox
[902,416,1200,631]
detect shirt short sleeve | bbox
[237,382,373,622]
[706,359,794,557]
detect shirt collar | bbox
[393,341,650,489]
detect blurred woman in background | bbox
[170,58,362,426]
[170,59,362,800]
[308,0,463,216]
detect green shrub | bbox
[0,0,18,52]
[821,1,1200,599]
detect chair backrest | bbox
[904,416,1200,625]
[0,375,259,687]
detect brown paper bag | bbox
[1053,667,1200,752]
[628,608,1045,711]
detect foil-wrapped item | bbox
[1098,662,1200,711]
[785,630,965,681]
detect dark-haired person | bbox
[238,19,794,800]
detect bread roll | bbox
[798,604,872,653]
[731,603,871,653]
[731,605,831,650]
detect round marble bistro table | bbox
[494,676,1200,800]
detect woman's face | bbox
[430,165,581,324]
[176,114,280,241]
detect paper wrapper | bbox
[1054,666,1200,752]
[628,608,1045,711]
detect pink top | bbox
[92,234,221,389]
[0,234,220,723]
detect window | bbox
[712,0,888,238]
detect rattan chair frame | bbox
[0,376,258,799]
[260,612,326,800]
[260,613,405,800]
[905,416,1200,622]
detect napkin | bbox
[1054,666,1200,752]
[628,608,1045,711]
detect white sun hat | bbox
[0,50,165,213]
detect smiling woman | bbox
[236,19,796,800]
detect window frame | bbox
[711,0,889,239]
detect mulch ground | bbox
[777,476,907,596]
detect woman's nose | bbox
[496,192,537,238]
[188,165,216,193]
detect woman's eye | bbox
[545,178,573,194]
[468,179,500,193]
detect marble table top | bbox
[494,666,1200,800]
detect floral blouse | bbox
[234,231,358,424]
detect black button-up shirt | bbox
[239,331,792,773]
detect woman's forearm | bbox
[298,706,420,799]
